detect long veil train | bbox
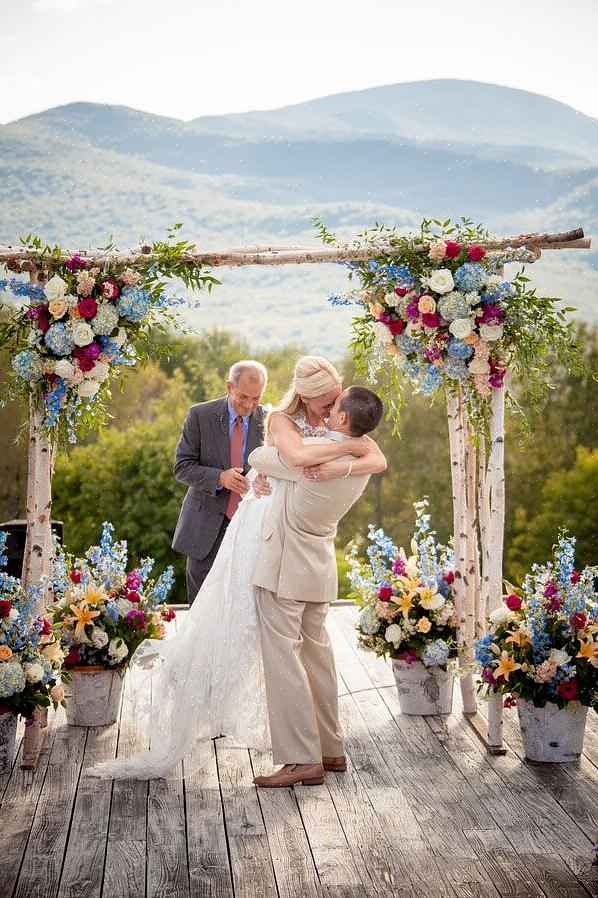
[85,482,273,780]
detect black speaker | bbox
[0,520,64,579]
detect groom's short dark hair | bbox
[340,386,383,436]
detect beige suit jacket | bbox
[249,436,370,603]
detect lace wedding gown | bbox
[86,416,325,781]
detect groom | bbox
[248,386,384,787]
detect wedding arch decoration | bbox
[0,222,590,765]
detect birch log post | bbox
[486,384,506,748]
[446,388,477,714]
[477,437,491,633]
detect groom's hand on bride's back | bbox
[252,473,272,498]
[218,466,250,494]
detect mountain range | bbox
[1,79,596,354]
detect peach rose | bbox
[48,298,68,318]
[418,295,436,315]
[417,617,432,633]
[428,241,447,262]
[0,645,13,661]
[69,305,82,319]
[50,684,65,702]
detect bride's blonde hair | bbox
[265,355,342,435]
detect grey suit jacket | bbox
[172,396,265,560]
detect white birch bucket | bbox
[392,659,454,715]
[65,666,126,727]
[517,699,587,763]
[0,708,18,774]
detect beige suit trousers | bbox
[256,587,345,765]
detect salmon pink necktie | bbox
[225,415,244,519]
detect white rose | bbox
[468,357,491,375]
[115,327,127,348]
[77,379,100,398]
[8,608,18,622]
[108,637,129,663]
[71,322,94,346]
[449,318,474,339]
[44,275,68,302]
[91,628,109,649]
[426,269,455,295]
[385,624,403,646]
[489,606,510,628]
[84,360,110,382]
[384,291,400,308]
[25,662,45,683]
[405,321,422,336]
[55,359,75,380]
[372,321,393,346]
[479,324,503,342]
[549,648,571,667]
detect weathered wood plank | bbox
[215,740,277,898]
[326,614,373,694]
[333,605,395,689]
[103,666,149,898]
[185,742,234,898]
[0,712,59,898]
[58,724,119,898]
[14,716,87,898]
[0,715,26,804]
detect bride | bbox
[86,355,385,780]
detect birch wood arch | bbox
[0,226,591,763]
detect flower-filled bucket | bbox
[65,666,126,727]
[517,699,587,763]
[392,659,454,715]
[0,705,17,774]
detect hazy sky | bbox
[1,0,597,124]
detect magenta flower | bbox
[126,570,143,590]
[66,254,88,271]
[405,300,420,321]
[482,669,498,685]
[392,557,406,576]
[398,649,418,665]
[125,609,146,630]
[543,580,558,598]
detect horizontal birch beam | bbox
[0,228,590,272]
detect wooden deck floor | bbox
[2,604,598,898]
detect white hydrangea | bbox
[372,321,393,345]
[108,637,129,663]
[77,379,100,398]
[24,662,45,683]
[489,605,510,629]
[114,598,133,617]
[91,303,119,336]
[91,628,109,649]
[468,357,491,375]
[549,648,571,667]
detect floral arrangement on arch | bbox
[0,532,66,719]
[349,499,458,669]
[319,218,582,424]
[0,228,218,441]
[49,523,176,669]
[474,533,598,710]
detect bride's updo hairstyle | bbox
[266,355,342,434]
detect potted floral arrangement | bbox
[349,499,458,715]
[50,522,175,727]
[475,533,597,762]
[0,532,65,772]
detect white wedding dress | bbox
[86,417,325,781]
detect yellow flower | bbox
[81,584,107,606]
[417,587,445,611]
[493,651,522,682]
[69,603,100,638]
[417,617,432,633]
[505,627,533,648]
[42,640,64,665]
[395,594,414,616]
[395,575,421,596]
[577,639,598,665]
[0,645,13,661]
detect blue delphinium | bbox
[0,278,46,301]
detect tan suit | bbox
[249,436,370,764]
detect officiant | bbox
[172,360,267,603]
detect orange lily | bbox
[395,593,414,616]
[69,603,100,638]
[577,639,598,665]
[505,628,533,648]
[493,651,522,682]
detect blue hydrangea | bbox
[395,333,421,354]
[444,357,470,383]
[437,292,471,321]
[44,322,74,356]
[422,365,443,396]
[0,661,26,698]
[474,634,495,666]
[358,605,382,636]
[116,287,151,322]
[454,263,486,293]
[447,338,474,359]
[423,639,450,668]
[12,349,43,381]
[403,359,423,380]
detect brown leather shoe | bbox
[322,755,347,772]
[253,763,325,788]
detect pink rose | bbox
[0,599,13,618]
[126,590,142,604]
[505,594,522,611]
[443,570,455,584]
[467,245,486,262]
[64,648,81,666]
[378,586,393,602]
[421,312,441,328]
[78,357,95,373]
[394,286,409,297]
[557,679,579,701]
[571,570,581,584]
[99,279,120,300]
[571,611,587,630]
[69,569,81,583]
[388,319,406,335]
[162,606,176,622]
[445,241,462,258]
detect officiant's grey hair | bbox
[228,360,268,387]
